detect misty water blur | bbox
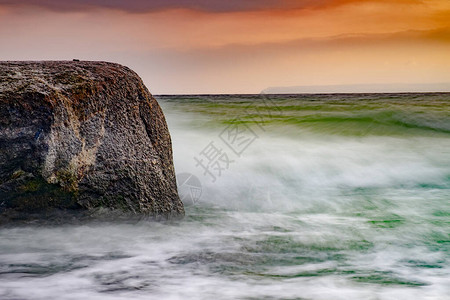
[0,94,449,300]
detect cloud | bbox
[0,0,422,13]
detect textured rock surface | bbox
[0,61,184,220]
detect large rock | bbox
[0,61,184,221]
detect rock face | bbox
[0,61,184,220]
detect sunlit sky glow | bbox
[1,0,449,94]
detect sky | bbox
[0,0,450,94]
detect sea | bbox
[0,93,449,300]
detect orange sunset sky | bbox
[0,0,450,94]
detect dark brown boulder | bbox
[0,61,184,221]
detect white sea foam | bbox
[0,96,449,300]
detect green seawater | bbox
[0,93,448,300]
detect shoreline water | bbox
[1,93,449,299]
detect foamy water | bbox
[0,94,449,299]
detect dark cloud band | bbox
[0,0,406,13]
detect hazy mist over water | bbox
[0,93,449,299]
